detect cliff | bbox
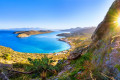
[92,0,120,41]
[90,0,120,79]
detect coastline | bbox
[0,37,72,55]
[0,36,72,54]
[0,36,72,65]
[0,31,72,55]
[54,38,72,55]
[0,44,70,64]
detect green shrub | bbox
[26,55,59,79]
[2,53,11,60]
[114,64,120,71]
[71,53,91,67]
[13,63,30,68]
[56,58,67,71]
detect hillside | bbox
[1,0,120,80]
[51,0,120,79]
[0,29,92,80]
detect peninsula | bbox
[15,30,53,38]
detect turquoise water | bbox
[0,30,70,53]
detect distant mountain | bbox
[62,27,96,34]
[0,28,62,31]
[61,27,82,32]
[61,27,96,33]
[57,27,96,37]
[5,28,47,31]
[71,27,96,35]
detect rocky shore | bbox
[55,38,73,55]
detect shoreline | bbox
[0,35,72,64]
[0,31,72,55]
[54,38,72,55]
[0,37,72,55]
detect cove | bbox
[0,30,70,53]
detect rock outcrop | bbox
[92,0,120,41]
[0,72,9,80]
[68,46,88,60]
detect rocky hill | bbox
[90,0,120,79]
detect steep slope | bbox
[90,0,120,79]
[92,0,120,41]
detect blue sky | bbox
[0,0,114,29]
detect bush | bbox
[2,53,11,60]
[114,64,120,71]
[13,63,30,68]
[26,55,59,79]
[71,53,91,67]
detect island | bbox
[15,30,53,38]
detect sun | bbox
[117,17,120,26]
[113,15,120,27]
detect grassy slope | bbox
[50,34,92,80]
[0,45,69,69]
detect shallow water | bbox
[0,30,70,53]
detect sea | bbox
[0,30,70,53]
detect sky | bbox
[0,0,115,29]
